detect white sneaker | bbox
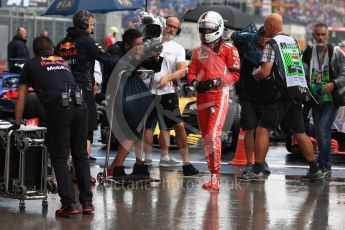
[143,159,153,165]
[159,157,182,167]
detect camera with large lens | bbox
[139,12,163,39]
[137,12,164,55]
[142,18,161,39]
[143,37,163,55]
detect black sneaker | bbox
[112,166,129,184]
[132,163,150,176]
[82,201,94,214]
[321,168,332,178]
[263,162,271,175]
[56,203,80,217]
[238,172,266,182]
[131,163,151,181]
[242,163,253,175]
[301,170,324,181]
[182,163,199,176]
[89,156,97,162]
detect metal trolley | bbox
[0,124,57,211]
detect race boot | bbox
[202,174,220,191]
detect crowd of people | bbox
[119,0,345,49]
[121,0,198,29]
[120,0,345,35]
[266,0,345,32]
[6,4,345,218]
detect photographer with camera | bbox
[13,36,93,217]
[142,16,199,176]
[106,28,163,182]
[55,10,118,167]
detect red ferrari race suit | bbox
[187,40,240,174]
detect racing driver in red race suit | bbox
[187,11,240,190]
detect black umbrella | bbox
[183,5,254,31]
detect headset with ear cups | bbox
[166,16,181,36]
[80,16,89,30]
[176,24,181,36]
[74,10,92,30]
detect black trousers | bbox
[46,105,92,205]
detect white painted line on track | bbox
[93,157,345,170]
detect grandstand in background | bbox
[0,0,344,70]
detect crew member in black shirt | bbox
[7,27,30,70]
[55,10,117,163]
[14,36,94,217]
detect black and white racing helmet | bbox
[197,11,224,44]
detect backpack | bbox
[231,24,258,59]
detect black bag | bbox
[260,74,282,104]
[116,72,153,140]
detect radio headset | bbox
[74,10,92,30]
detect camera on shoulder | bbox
[137,12,164,55]
[139,11,164,39]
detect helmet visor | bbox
[198,21,219,34]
